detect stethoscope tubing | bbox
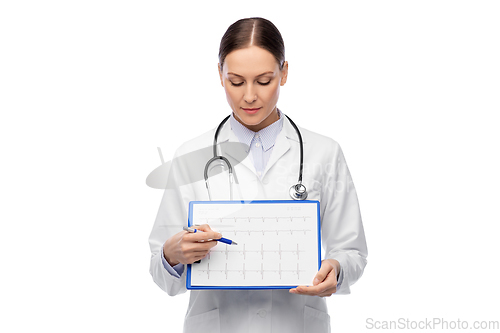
[204,112,307,200]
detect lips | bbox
[242,107,261,114]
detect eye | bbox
[258,80,271,86]
[230,82,243,87]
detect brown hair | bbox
[218,17,285,72]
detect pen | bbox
[183,226,238,245]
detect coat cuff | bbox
[336,264,344,290]
[161,243,184,278]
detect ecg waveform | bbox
[207,244,305,260]
[223,228,312,236]
[197,216,312,224]
[198,262,306,280]
[195,218,313,236]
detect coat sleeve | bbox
[148,148,192,296]
[320,140,368,295]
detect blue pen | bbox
[183,226,238,245]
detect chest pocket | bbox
[184,308,220,333]
[304,306,331,332]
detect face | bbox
[218,45,288,132]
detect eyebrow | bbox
[227,71,274,78]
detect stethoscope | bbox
[204,113,308,201]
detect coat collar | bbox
[216,111,305,178]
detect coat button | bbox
[257,309,267,318]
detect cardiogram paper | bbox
[186,200,321,289]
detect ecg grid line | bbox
[207,243,306,260]
[198,216,311,224]
[197,262,306,280]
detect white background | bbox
[1,1,499,332]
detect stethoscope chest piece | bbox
[289,183,308,200]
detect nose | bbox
[243,83,257,104]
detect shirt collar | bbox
[230,108,284,152]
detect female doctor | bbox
[148,17,368,333]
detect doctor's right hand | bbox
[163,224,222,266]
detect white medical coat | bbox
[149,115,368,333]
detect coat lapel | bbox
[262,115,307,177]
[216,114,306,178]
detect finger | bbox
[292,273,337,296]
[183,240,218,252]
[295,285,336,296]
[182,248,211,261]
[297,280,337,296]
[187,224,222,241]
[195,224,213,232]
[318,288,337,297]
[292,284,326,296]
[196,224,223,240]
[185,230,222,242]
[313,261,334,285]
[193,251,210,259]
[192,232,222,242]
[192,247,216,261]
[187,254,208,264]
[317,285,338,297]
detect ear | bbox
[280,61,288,86]
[218,63,224,87]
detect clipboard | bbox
[186,200,321,290]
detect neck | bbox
[235,107,280,132]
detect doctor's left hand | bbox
[289,259,340,297]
